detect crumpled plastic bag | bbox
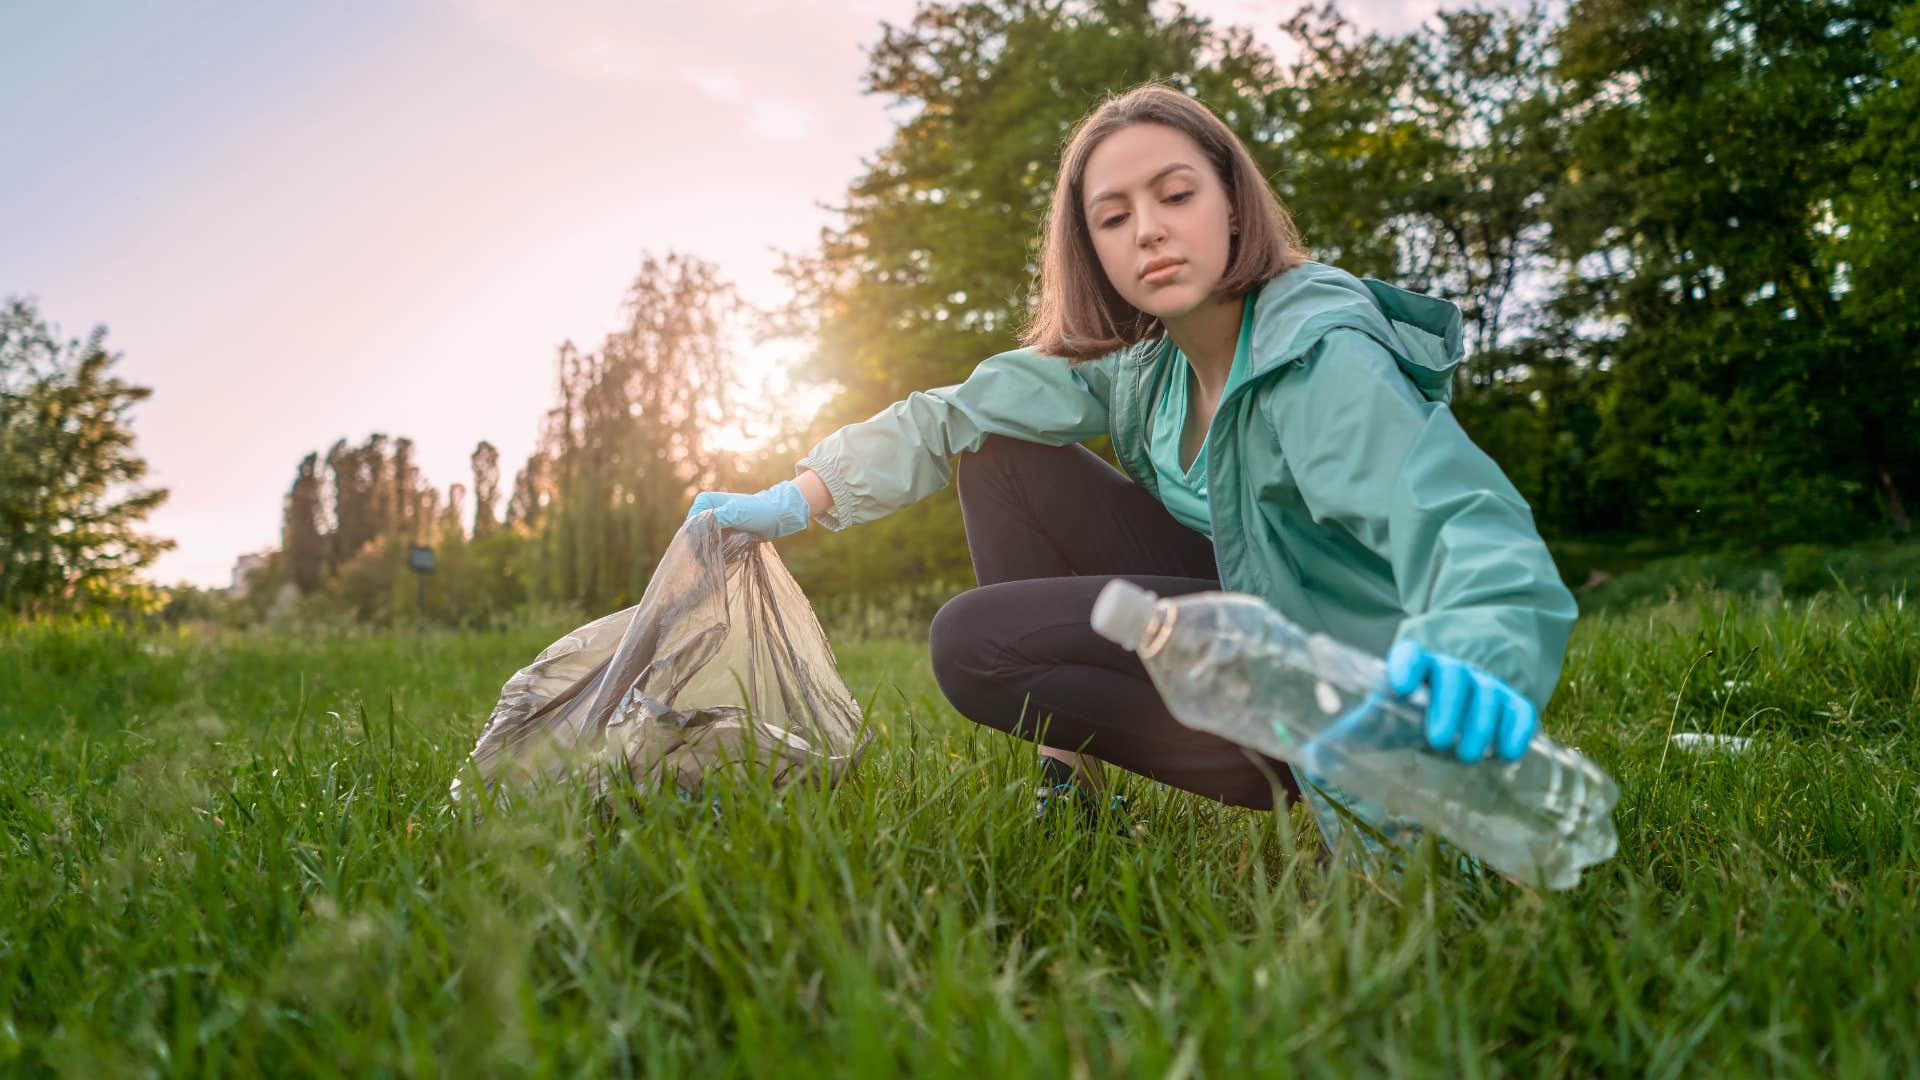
[451,513,868,807]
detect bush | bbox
[1579,536,1920,613]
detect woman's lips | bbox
[1142,262,1183,284]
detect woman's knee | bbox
[928,589,982,693]
[929,588,1009,717]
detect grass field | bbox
[3,585,1916,1075]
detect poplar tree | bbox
[470,440,500,538]
[282,452,328,593]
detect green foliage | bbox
[469,440,501,539]
[813,574,971,644]
[283,452,327,594]
[1,590,1915,1072]
[1553,0,1917,544]
[531,252,749,610]
[0,296,173,615]
[151,583,255,632]
[269,431,497,627]
[1833,2,1920,535]
[1574,535,1920,612]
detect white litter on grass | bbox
[1670,733,1753,754]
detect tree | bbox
[1832,0,1920,534]
[470,440,500,538]
[535,251,746,607]
[0,296,173,614]
[505,449,554,531]
[1268,4,1612,539]
[1552,0,1911,545]
[442,482,468,542]
[391,436,421,540]
[282,452,328,593]
[1399,3,1566,365]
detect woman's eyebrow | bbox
[1086,162,1199,212]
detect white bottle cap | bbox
[1090,579,1159,649]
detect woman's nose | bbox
[1134,209,1166,245]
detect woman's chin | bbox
[1133,287,1204,320]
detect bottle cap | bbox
[1090,579,1158,649]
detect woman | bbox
[686,83,1578,862]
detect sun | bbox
[706,333,836,455]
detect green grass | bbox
[3,586,1917,1076]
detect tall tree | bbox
[391,436,420,540]
[1402,3,1566,365]
[326,433,397,562]
[282,452,328,593]
[539,251,745,607]
[325,438,361,568]
[0,296,173,613]
[442,482,467,542]
[1262,3,1425,281]
[470,440,501,538]
[505,449,554,531]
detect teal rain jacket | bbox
[794,261,1579,863]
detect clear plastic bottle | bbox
[1090,580,1619,890]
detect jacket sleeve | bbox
[1265,329,1579,713]
[794,347,1119,531]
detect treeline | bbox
[236,432,518,626]
[247,0,1915,625]
[239,253,793,626]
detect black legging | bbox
[928,434,1301,810]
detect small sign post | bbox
[408,544,436,620]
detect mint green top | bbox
[1147,283,1260,537]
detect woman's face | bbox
[1081,122,1236,321]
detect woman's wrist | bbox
[793,469,833,518]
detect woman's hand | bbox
[684,480,811,540]
[1386,641,1538,763]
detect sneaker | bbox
[1033,756,1134,835]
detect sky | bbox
[2,0,1466,588]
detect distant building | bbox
[230,551,271,597]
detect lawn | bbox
[2,585,1915,1075]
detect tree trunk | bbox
[1876,464,1911,536]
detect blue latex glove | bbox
[1386,641,1538,763]
[684,480,810,540]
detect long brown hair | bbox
[1019,81,1308,364]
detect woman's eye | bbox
[1099,191,1194,230]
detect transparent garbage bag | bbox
[451,513,869,807]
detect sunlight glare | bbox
[707,332,836,455]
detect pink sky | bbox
[2,1,1466,587]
